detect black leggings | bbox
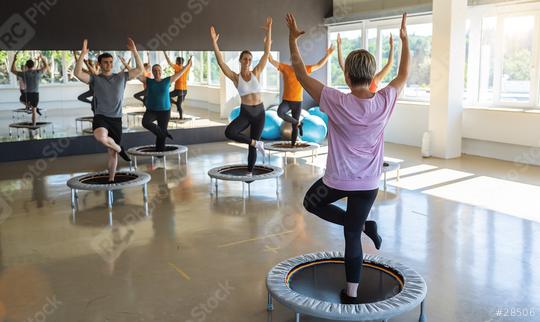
[170,89,187,118]
[134,89,147,106]
[225,104,265,172]
[303,179,378,283]
[78,88,94,111]
[142,110,170,151]
[277,100,302,145]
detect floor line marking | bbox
[218,230,295,248]
[168,262,191,281]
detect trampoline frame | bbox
[264,141,320,165]
[266,251,427,322]
[8,121,55,140]
[207,164,283,199]
[127,144,188,172]
[75,116,94,133]
[66,171,151,211]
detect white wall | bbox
[383,103,540,166]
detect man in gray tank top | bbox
[10,52,49,115]
[74,38,144,182]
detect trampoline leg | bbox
[129,161,133,171]
[215,179,218,197]
[70,189,75,209]
[74,189,79,209]
[107,190,113,209]
[151,156,155,167]
[384,172,387,191]
[163,155,167,168]
[134,157,138,169]
[419,300,426,322]
[267,292,273,311]
[248,183,251,197]
[143,184,148,202]
[295,312,300,322]
[242,182,245,199]
[275,177,279,197]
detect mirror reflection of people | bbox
[74,51,99,112]
[10,52,49,118]
[210,17,272,176]
[74,38,144,182]
[132,63,152,107]
[138,59,191,151]
[268,45,334,146]
[164,52,193,120]
[288,12,410,304]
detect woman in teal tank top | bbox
[140,58,192,151]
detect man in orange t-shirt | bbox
[269,45,335,145]
[337,33,395,93]
[164,52,193,119]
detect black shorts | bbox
[23,92,39,108]
[92,114,123,144]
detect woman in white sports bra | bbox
[210,17,272,174]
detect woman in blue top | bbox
[139,57,192,151]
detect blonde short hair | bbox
[345,49,377,87]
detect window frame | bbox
[327,15,433,102]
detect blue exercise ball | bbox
[308,106,328,126]
[262,110,283,140]
[300,114,327,144]
[228,106,241,122]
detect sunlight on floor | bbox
[424,176,540,223]
[389,168,474,190]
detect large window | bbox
[0,51,9,85]
[465,4,540,108]
[329,30,362,87]
[328,18,432,101]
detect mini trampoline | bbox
[9,121,54,139]
[207,164,283,198]
[12,108,48,119]
[75,116,94,133]
[266,251,427,322]
[382,158,403,191]
[66,171,151,210]
[169,115,201,128]
[265,141,320,165]
[127,145,188,170]
[126,111,146,128]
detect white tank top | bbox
[237,72,261,97]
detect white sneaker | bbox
[255,140,265,155]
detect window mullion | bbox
[493,15,503,105]
[531,13,540,107]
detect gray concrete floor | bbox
[0,142,538,322]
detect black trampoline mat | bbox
[136,146,178,152]
[288,259,403,304]
[272,143,312,149]
[219,166,274,176]
[80,173,139,185]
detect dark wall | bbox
[1,0,332,106]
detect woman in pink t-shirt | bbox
[286,13,410,304]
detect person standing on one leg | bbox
[164,52,192,119]
[210,17,272,175]
[74,51,99,112]
[10,52,49,117]
[286,13,410,303]
[74,38,145,182]
[268,45,334,145]
[139,58,192,151]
